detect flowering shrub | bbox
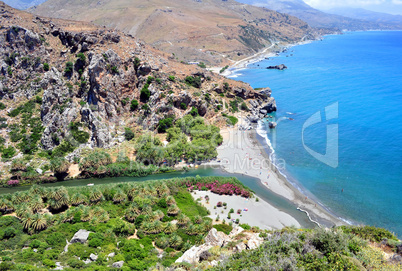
[186,180,251,198]
[7,179,19,186]
[217,201,223,207]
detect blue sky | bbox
[305,0,402,14]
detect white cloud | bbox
[392,0,402,4]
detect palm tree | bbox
[141,221,153,234]
[12,191,29,205]
[30,195,44,213]
[177,213,190,227]
[31,213,47,231]
[80,207,92,222]
[152,220,163,234]
[186,223,198,236]
[70,193,87,206]
[125,208,138,223]
[59,209,74,223]
[163,222,177,234]
[202,220,213,232]
[0,198,14,213]
[113,189,127,204]
[16,203,33,218]
[169,234,183,249]
[167,204,180,216]
[21,213,33,230]
[141,205,153,216]
[92,206,105,217]
[98,212,109,223]
[29,185,45,198]
[89,189,103,203]
[155,236,169,249]
[194,215,203,224]
[155,210,164,220]
[50,157,70,180]
[127,188,137,201]
[166,196,176,206]
[48,198,64,211]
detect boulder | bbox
[108,252,115,258]
[112,261,124,268]
[70,229,91,244]
[175,244,212,265]
[90,253,98,261]
[259,87,272,97]
[199,250,212,262]
[268,122,277,129]
[204,228,231,247]
[266,64,287,70]
[261,98,277,113]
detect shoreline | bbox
[205,120,345,228]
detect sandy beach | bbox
[206,117,345,228]
[192,190,301,230]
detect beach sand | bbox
[192,190,301,230]
[206,117,345,228]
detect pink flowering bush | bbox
[183,178,252,198]
[7,179,19,186]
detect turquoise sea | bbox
[230,31,402,235]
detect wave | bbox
[256,120,354,227]
[286,112,296,115]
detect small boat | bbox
[87,183,94,186]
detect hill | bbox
[327,7,402,28]
[29,0,318,65]
[237,0,402,30]
[0,1,274,182]
[2,0,46,10]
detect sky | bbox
[305,0,402,14]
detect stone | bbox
[112,261,124,268]
[90,253,98,261]
[83,259,91,264]
[175,244,213,265]
[266,64,287,70]
[204,228,231,247]
[70,229,91,244]
[108,252,115,258]
[268,122,277,129]
[199,250,212,261]
[35,168,43,174]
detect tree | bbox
[124,128,135,141]
[190,107,199,117]
[157,118,174,133]
[140,84,151,102]
[64,61,74,75]
[43,63,50,71]
[130,99,139,111]
[133,57,141,71]
[50,157,70,181]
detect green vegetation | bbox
[124,128,135,141]
[213,224,233,235]
[185,76,202,88]
[64,61,74,75]
[157,118,174,133]
[69,122,90,144]
[197,62,206,68]
[43,63,49,71]
[133,57,141,71]
[220,65,229,73]
[222,113,238,126]
[212,226,401,271]
[168,75,176,82]
[140,84,151,102]
[130,99,139,111]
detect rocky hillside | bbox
[29,0,318,65]
[238,0,402,31]
[0,2,275,176]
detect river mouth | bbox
[0,166,316,229]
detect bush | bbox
[168,75,175,82]
[213,224,233,235]
[180,103,187,110]
[67,258,84,269]
[0,102,5,110]
[158,118,174,133]
[140,84,151,102]
[64,61,73,75]
[43,63,49,71]
[124,128,135,141]
[339,225,398,242]
[130,99,139,111]
[311,229,348,256]
[69,122,90,144]
[1,146,16,159]
[42,259,56,268]
[189,107,198,117]
[185,76,202,88]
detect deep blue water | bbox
[230,31,402,236]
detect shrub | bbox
[67,258,84,269]
[217,202,223,207]
[213,224,232,235]
[42,259,56,268]
[77,52,86,62]
[158,118,174,133]
[140,85,151,102]
[339,225,398,242]
[133,57,141,71]
[64,61,73,75]
[124,128,135,141]
[69,122,90,144]
[168,75,175,82]
[111,66,119,74]
[0,102,5,110]
[220,65,229,73]
[311,229,348,256]
[189,107,198,117]
[180,103,187,110]
[43,63,49,71]
[1,146,16,159]
[130,99,139,111]
[185,76,202,88]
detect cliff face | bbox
[0,2,274,163]
[29,0,319,65]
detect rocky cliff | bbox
[0,2,275,168]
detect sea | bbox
[229,31,402,236]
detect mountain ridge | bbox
[29,0,319,65]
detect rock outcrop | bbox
[267,64,287,70]
[70,229,91,244]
